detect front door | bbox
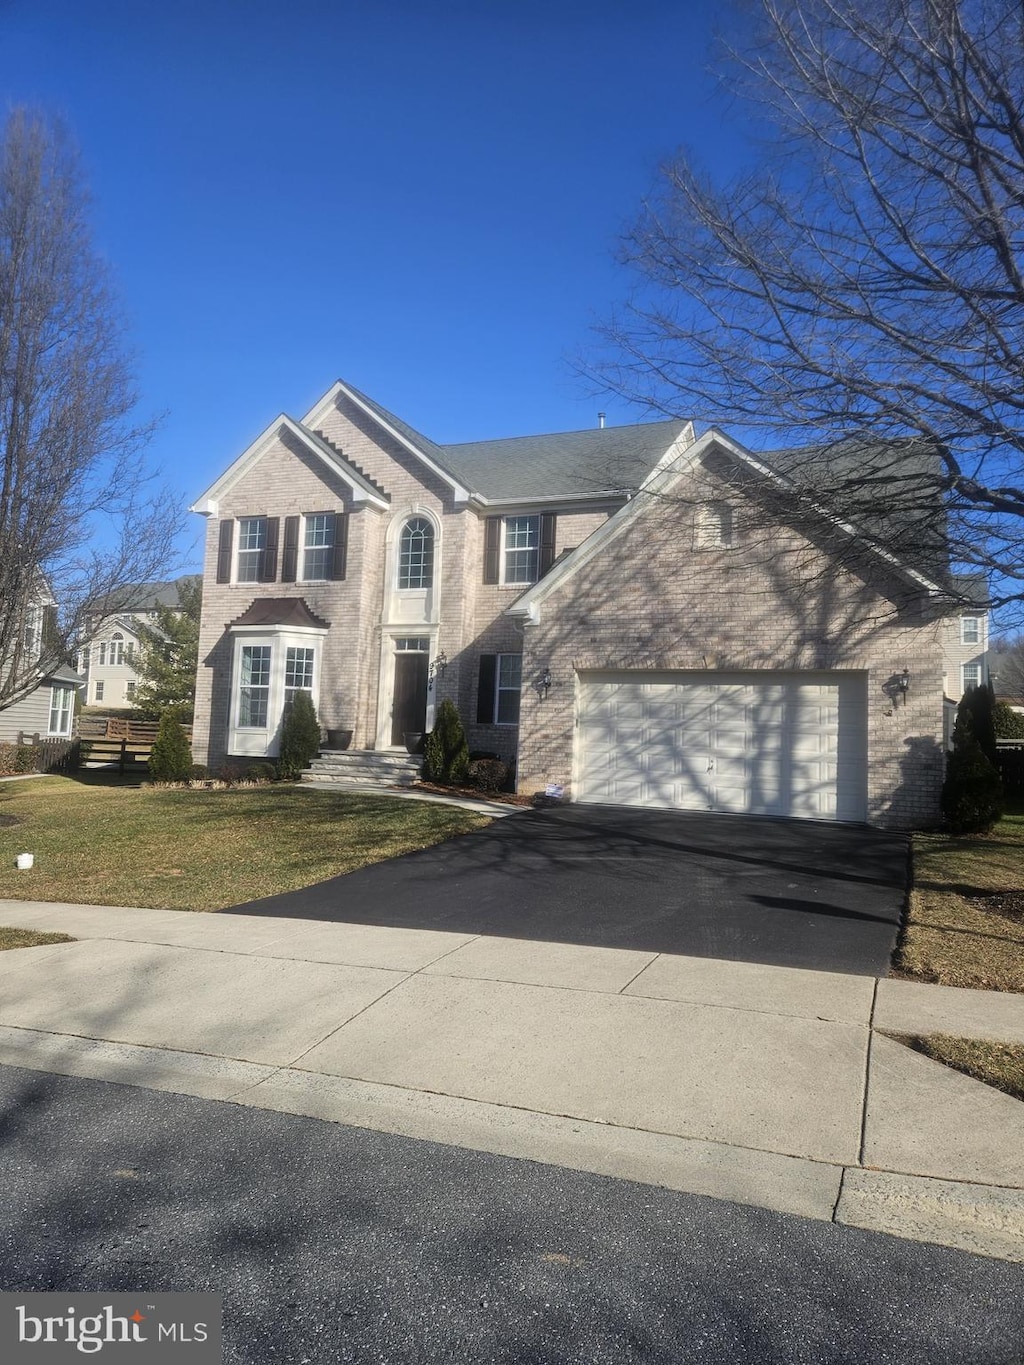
[390,639,429,745]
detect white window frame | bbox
[228,626,326,757]
[301,513,335,582]
[97,642,107,666]
[109,633,124,666]
[397,517,435,590]
[94,680,105,702]
[236,517,267,584]
[494,653,522,726]
[960,615,981,645]
[962,661,983,692]
[48,685,74,737]
[502,515,540,585]
[125,680,137,700]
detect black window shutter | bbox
[216,520,233,584]
[281,516,299,583]
[477,654,497,724]
[483,517,500,584]
[331,512,348,581]
[539,513,557,577]
[259,517,280,582]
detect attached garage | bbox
[576,671,868,823]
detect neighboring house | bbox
[0,664,79,744]
[939,574,989,702]
[77,577,198,709]
[190,379,969,829]
[0,587,78,743]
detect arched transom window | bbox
[398,517,434,590]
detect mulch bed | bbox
[964,890,1024,924]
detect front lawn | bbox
[895,801,1024,992]
[0,777,491,911]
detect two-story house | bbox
[0,587,79,744]
[77,577,199,709]
[190,379,968,829]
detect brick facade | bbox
[192,385,952,829]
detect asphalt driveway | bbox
[226,806,908,976]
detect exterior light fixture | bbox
[428,650,448,691]
[536,667,552,699]
[898,668,910,704]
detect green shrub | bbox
[942,703,1003,834]
[468,757,508,792]
[277,691,321,780]
[0,744,38,776]
[188,764,209,782]
[148,710,193,782]
[246,761,277,783]
[423,700,470,785]
[993,702,1024,740]
[961,681,998,764]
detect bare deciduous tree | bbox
[596,0,1024,616]
[0,108,180,709]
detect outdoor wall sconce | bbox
[428,650,448,691]
[898,668,910,705]
[536,667,552,699]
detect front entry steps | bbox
[301,749,423,789]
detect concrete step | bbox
[301,749,422,788]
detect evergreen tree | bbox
[133,578,201,720]
[941,698,1003,835]
[423,699,470,785]
[277,691,321,780]
[961,680,998,767]
[148,708,193,782]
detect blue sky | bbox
[1,0,747,568]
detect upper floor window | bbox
[109,633,124,666]
[237,517,267,583]
[483,514,556,587]
[694,502,734,550]
[97,642,107,666]
[302,514,335,581]
[504,516,539,584]
[398,518,434,590]
[961,616,981,645]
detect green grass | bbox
[0,926,75,951]
[0,776,491,911]
[887,1032,1024,1104]
[894,800,1024,992]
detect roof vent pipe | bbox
[598,412,606,429]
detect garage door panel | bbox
[577,671,867,823]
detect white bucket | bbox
[15,852,33,870]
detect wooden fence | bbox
[76,716,193,773]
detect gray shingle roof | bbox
[340,380,687,500]
[439,421,688,501]
[87,574,201,616]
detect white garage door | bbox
[577,671,867,822]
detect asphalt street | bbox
[230,806,909,975]
[0,1065,1020,1364]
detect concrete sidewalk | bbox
[0,897,1022,1263]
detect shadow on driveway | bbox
[224,805,909,976]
